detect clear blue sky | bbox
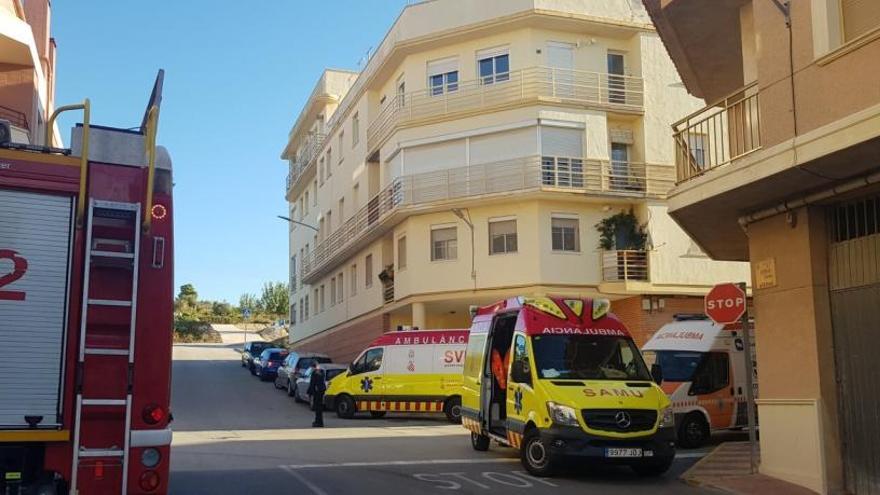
[52,1,410,303]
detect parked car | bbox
[242,341,273,373]
[254,348,289,381]
[293,364,348,407]
[274,351,333,395]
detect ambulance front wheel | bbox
[471,432,490,451]
[336,395,356,419]
[677,413,710,448]
[444,397,462,423]
[521,429,555,477]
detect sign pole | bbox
[738,282,759,474]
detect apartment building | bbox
[280,0,747,368]
[0,0,58,146]
[644,0,880,493]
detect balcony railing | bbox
[301,155,672,281]
[287,133,326,193]
[367,66,644,152]
[601,250,649,282]
[673,82,761,184]
[0,105,28,130]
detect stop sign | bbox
[705,283,747,324]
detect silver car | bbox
[293,364,348,407]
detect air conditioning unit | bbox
[0,119,11,145]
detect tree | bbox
[212,301,233,317]
[175,283,199,312]
[260,281,289,316]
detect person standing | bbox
[307,361,326,427]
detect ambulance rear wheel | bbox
[471,432,490,451]
[678,413,710,448]
[444,397,462,423]
[336,395,356,419]
[521,429,555,477]
[370,411,387,419]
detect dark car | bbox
[274,351,332,396]
[293,363,348,406]
[254,348,289,381]
[242,341,273,373]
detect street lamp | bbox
[277,215,319,232]
[451,208,476,286]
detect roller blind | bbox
[842,0,880,41]
[427,57,458,76]
[541,127,583,158]
[469,127,536,165]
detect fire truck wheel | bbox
[471,432,490,451]
[444,397,462,423]
[370,411,387,419]
[677,413,710,448]
[336,395,356,419]
[521,429,555,477]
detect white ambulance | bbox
[641,315,757,448]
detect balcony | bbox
[367,66,644,153]
[286,133,326,196]
[301,155,672,282]
[673,82,761,184]
[0,104,28,130]
[601,250,649,282]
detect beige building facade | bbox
[644,0,880,493]
[280,0,748,372]
[0,0,58,146]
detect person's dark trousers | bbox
[312,392,325,426]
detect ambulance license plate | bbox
[605,448,643,458]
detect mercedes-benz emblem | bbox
[615,411,632,429]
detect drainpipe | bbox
[737,170,880,229]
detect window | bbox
[338,198,345,225]
[351,347,384,375]
[319,285,325,312]
[353,183,360,210]
[291,255,297,289]
[326,148,332,177]
[511,334,531,385]
[338,131,344,158]
[319,158,325,185]
[365,254,373,288]
[330,277,337,306]
[431,226,458,261]
[842,0,880,42]
[326,211,333,234]
[610,142,631,191]
[313,181,318,205]
[428,57,459,96]
[397,77,406,107]
[478,48,510,85]
[299,197,305,218]
[303,192,310,215]
[542,157,584,188]
[398,236,407,270]
[689,353,730,395]
[687,134,707,169]
[299,297,305,322]
[350,264,358,296]
[551,216,580,252]
[291,303,296,325]
[352,113,360,146]
[337,272,344,303]
[313,288,319,314]
[607,52,626,104]
[489,219,517,255]
[304,295,309,320]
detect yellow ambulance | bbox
[324,329,468,422]
[461,296,675,476]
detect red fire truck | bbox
[0,73,173,494]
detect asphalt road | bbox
[169,341,734,494]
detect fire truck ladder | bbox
[70,199,142,495]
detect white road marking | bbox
[279,458,519,470]
[174,425,467,446]
[280,466,330,495]
[676,452,708,459]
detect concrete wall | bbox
[747,206,843,494]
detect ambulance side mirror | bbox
[511,360,531,384]
[651,364,663,385]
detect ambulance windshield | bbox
[650,351,703,382]
[531,335,651,381]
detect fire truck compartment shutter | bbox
[0,189,73,428]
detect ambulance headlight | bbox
[658,406,675,428]
[546,402,579,427]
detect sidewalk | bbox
[682,442,816,495]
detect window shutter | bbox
[427,57,459,76]
[609,129,634,145]
[843,0,880,41]
[489,220,516,236]
[432,227,457,242]
[541,127,583,158]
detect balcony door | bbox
[607,52,626,104]
[610,143,629,191]
[546,42,574,98]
